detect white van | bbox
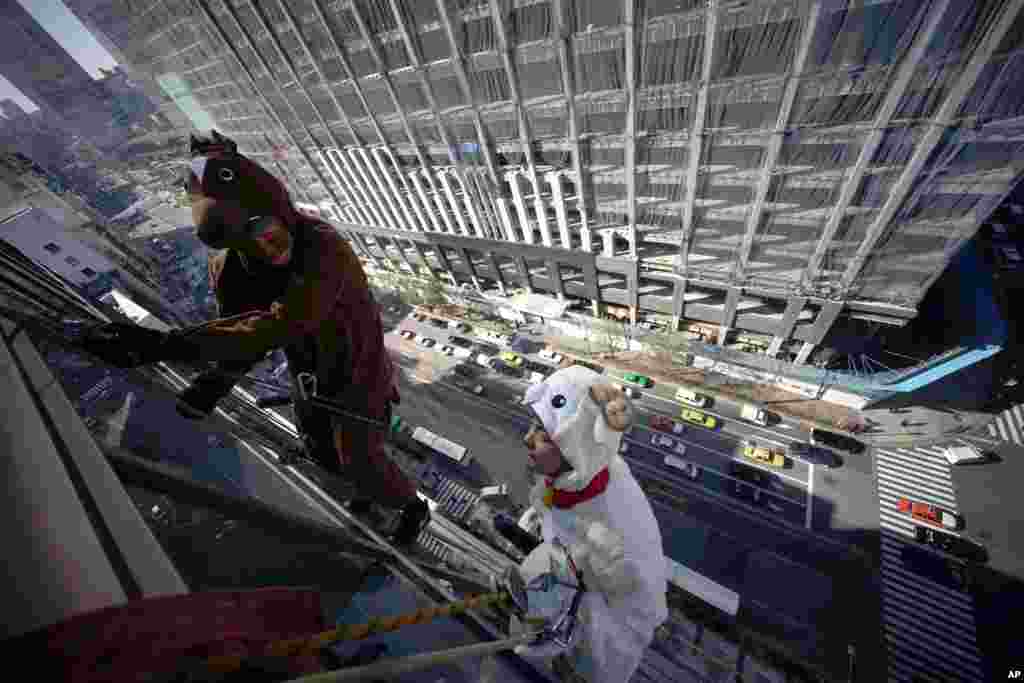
[943,444,986,465]
[675,387,708,407]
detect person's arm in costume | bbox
[175,229,347,361]
[176,253,265,419]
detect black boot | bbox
[392,498,430,546]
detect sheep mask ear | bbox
[589,382,634,439]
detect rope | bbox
[203,590,515,675]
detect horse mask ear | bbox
[190,129,238,158]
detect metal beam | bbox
[735,1,822,280]
[515,255,534,292]
[434,0,516,238]
[624,0,637,259]
[677,0,718,276]
[488,0,550,244]
[347,0,432,232]
[551,0,591,252]
[189,0,345,212]
[547,260,565,298]
[235,0,360,214]
[800,0,953,290]
[842,0,1024,291]
[309,0,411,228]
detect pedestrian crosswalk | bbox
[987,402,1024,444]
[874,445,985,682]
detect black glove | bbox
[78,322,200,368]
[176,382,223,420]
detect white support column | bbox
[718,326,729,347]
[552,0,590,253]
[409,172,442,232]
[459,168,488,239]
[427,170,458,234]
[318,149,369,225]
[766,335,785,357]
[314,148,360,222]
[794,342,815,365]
[736,1,822,279]
[624,0,637,258]
[678,0,719,274]
[841,0,1024,290]
[602,230,614,258]
[534,183,554,247]
[508,171,534,244]
[547,170,572,248]
[438,169,471,236]
[494,192,517,242]
[357,148,402,230]
[328,148,382,226]
[801,0,953,288]
[372,148,420,232]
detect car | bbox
[388,305,401,313]
[742,442,786,468]
[898,499,965,530]
[914,527,988,563]
[809,428,865,454]
[475,353,492,367]
[411,313,427,322]
[439,345,456,356]
[663,454,699,479]
[649,415,686,435]
[448,335,475,348]
[429,318,448,329]
[998,245,1022,269]
[538,349,563,363]
[417,337,436,348]
[651,433,686,455]
[788,443,843,468]
[453,364,480,378]
[730,461,767,486]
[399,330,416,340]
[943,444,987,465]
[523,360,554,376]
[572,360,604,374]
[473,342,500,356]
[498,351,523,367]
[680,408,717,429]
[614,383,641,399]
[623,372,652,387]
[448,321,471,333]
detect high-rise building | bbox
[63,0,1024,371]
[0,97,26,120]
[0,0,114,144]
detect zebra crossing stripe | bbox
[873,444,984,682]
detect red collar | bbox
[546,467,610,509]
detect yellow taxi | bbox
[498,351,523,368]
[680,408,717,429]
[741,441,787,468]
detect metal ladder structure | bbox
[0,237,706,681]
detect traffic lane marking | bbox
[628,425,810,490]
[805,464,815,529]
[626,456,806,529]
[606,368,808,432]
[626,440,808,509]
[640,392,800,448]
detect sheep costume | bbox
[517,365,668,683]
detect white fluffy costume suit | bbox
[518,365,668,683]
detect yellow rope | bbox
[205,591,513,675]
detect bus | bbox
[411,426,471,466]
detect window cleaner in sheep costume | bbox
[515,365,668,683]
